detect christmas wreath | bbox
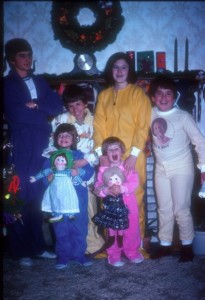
[51,1,124,53]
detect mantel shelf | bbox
[41,70,204,85]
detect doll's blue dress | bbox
[34,169,79,215]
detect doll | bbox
[30,149,80,223]
[93,166,129,250]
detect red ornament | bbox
[8,175,20,194]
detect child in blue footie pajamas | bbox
[45,123,94,269]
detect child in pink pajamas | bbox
[93,137,144,267]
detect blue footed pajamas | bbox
[51,150,94,265]
[3,69,63,259]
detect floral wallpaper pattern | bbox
[3,1,205,75]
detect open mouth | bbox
[112,154,118,161]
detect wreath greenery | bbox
[51,1,124,53]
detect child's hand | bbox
[99,155,110,167]
[30,176,36,183]
[26,101,38,109]
[71,168,79,176]
[108,184,121,196]
[74,159,88,168]
[47,174,54,182]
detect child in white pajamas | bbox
[149,75,205,262]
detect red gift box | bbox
[156,52,166,72]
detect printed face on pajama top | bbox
[151,117,174,148]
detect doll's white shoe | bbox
[49,214,63,223]
[198,182,205,198]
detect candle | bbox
[185,38,189,71]
[174,38,178,72]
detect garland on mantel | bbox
[51,1,124,53]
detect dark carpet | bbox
[3,248,205,300]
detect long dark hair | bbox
[103,52,137,85]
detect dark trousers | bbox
[5,202,46,260]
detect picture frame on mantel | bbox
[156,52,166,73]
[137,51,154,73]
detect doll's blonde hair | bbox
[102,166,125,186]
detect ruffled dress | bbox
[93,194,129,230]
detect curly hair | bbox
[53,123,78,150]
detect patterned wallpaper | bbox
[3,1,205,75]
